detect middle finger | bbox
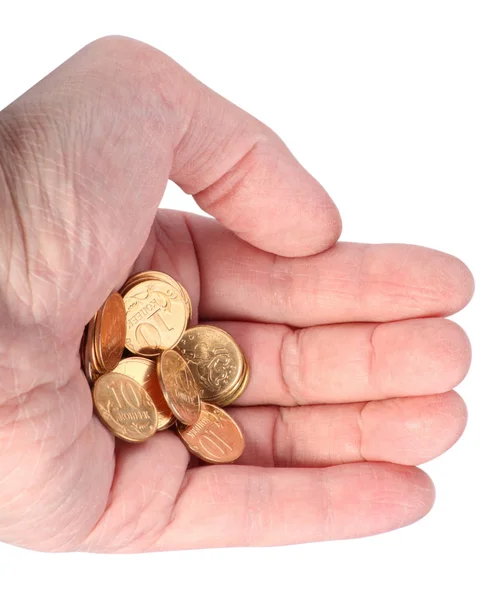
[183,212,474,326]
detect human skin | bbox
[0,37,473,552]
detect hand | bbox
[0,37,473,552]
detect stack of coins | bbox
[80,293,127,383]
[176,326,250,408]
[80,271,247,464]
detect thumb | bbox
[0,36,341,337]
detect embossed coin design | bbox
[113,357,175,430]
[94,293,126,372]
[176,325,246,403]
[158,350,200,425]
[178,402,245,463]
[93,373,158,442]
[123,279,188,356]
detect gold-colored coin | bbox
[123,279,188,356]
[94,293,126,372]
[177,402,245,464]
[157,350,201,425]
[93,373,158,442]
[176,325,246,403]
[113,357,175,430]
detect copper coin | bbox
[157,350,201,425]
[93,373,158,442]
[94,293,126,372]
[176,326,245,402]
[113,357,175,430]
[123,279,188,356]
[177,402,245,464]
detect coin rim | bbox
[207,352,249,404]
[94,292,126,372]
[123,273,193,321]
[120,271,180,294]
[214,358,250,408]
[83,316,102,383]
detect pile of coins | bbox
[80,271,247,464]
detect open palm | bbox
[0,37,473,552]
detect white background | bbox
[1,1,495,598]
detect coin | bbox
[157,350,201,425]
[93,373,158,442]
[123,279,188,356]
[177,402,245,464]
[113,357,175,430]
[176,325,246,403]
[94,293,126,372]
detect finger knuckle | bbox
[279,327,307,405]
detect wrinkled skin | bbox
[0,37,473,552]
